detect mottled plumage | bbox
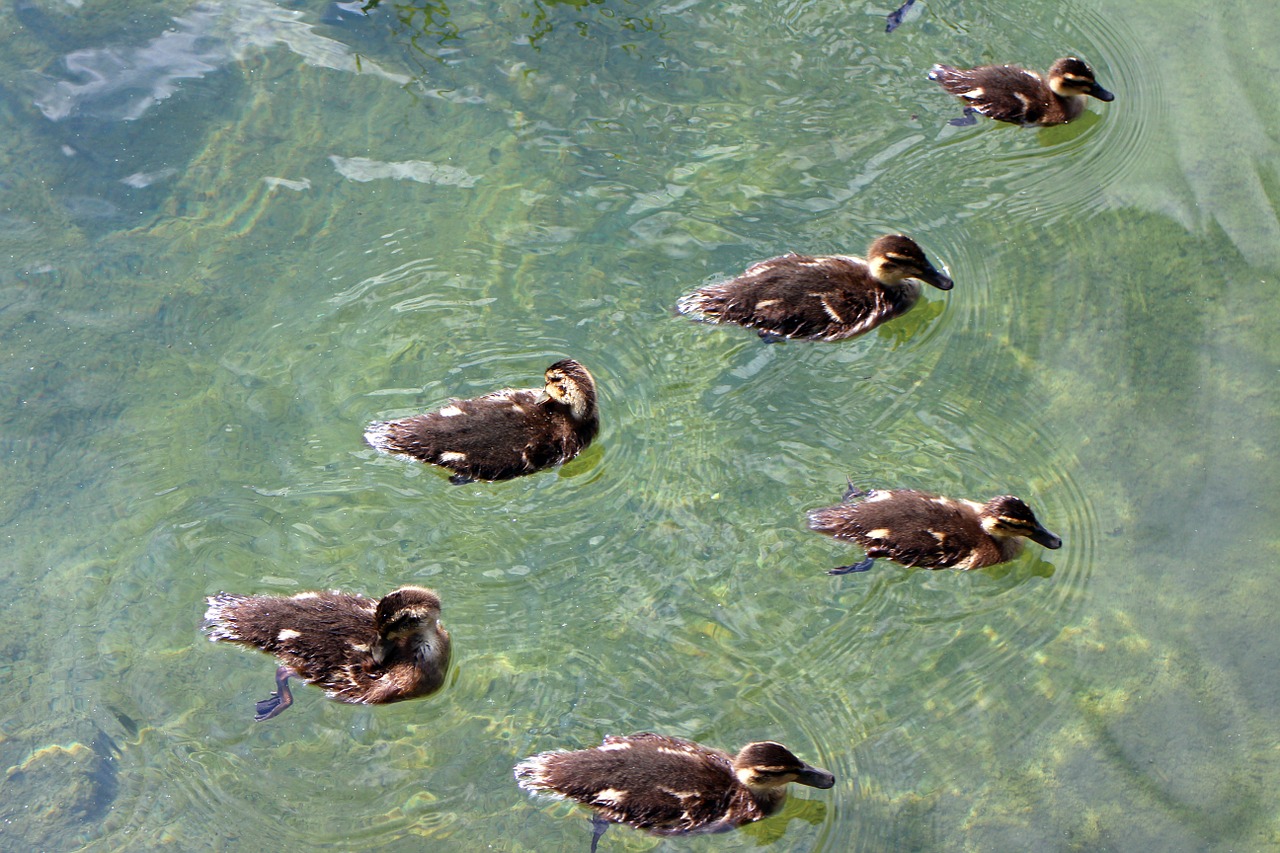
[364,359,598,483]
[676,235,952,342]
[929,57,1115,127]
[516,733,833,849]
[203,586,451,720]
[808,486,1062,573]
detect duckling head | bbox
[732,742,836,791]
[540,359,598,422]
[373,587,445,662]
[1047,57,1114,102]
[980,496,1063,549]
[867,235,953,291]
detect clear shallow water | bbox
[1,0,1278,850]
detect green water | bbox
[1,0,1278,849]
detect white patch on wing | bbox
[348,641,370,653]
[292,592,321,600]
[593,787,628,805]
[864,491,894,503]
[818,296,844,324]
[659,786,699,801]
[599,741,632,751]
[437,405,465,417]
[865,528,891,539]
[438,451,467,463]
[277,628,301,641]
[962,87,985,99]
[754,298,780,309]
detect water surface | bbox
[1,0,1278,850]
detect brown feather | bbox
[365,359,598,482]
[677,236,950,342]
[204,587,451,713]
[808,488,1061,571]
[516,733,833,837]
[929,57,1113,127]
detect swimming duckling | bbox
[807,484,1062,573]
[203,586,451,720]
[676,235,952,342]
[516,733,834,851]
[364,358,598,484]
[929,57,1115,127]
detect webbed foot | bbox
[254,666,295,721]
[948,108,978,127]
[886,0,916,32]
[841,479,868,502]
[589,814,610,853]
[448,473,475,485]
[758,331,786,344]
[829,557,875,575]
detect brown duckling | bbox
[808,484,1062,574]
[929,57,1115,127]
[676,235,952,343]
[203,586,450,720]
[364,358,598,484]
[516,733,834,851]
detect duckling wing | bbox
[931,64,1054,126]
[519,736,750,834]
[368,388,585,480]
[204,591,379,682]
[680,255,899,341]
[811,490,993,569]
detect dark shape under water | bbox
[886,0,917,32]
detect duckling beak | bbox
[793,764,836,789]
[534,389,551,404]
[1030,525,1063,550]
[919,265,954,291]
[1088,83,1115,102]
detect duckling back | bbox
[365,359,599,483]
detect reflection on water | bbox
[1,0,1279,849]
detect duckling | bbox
[203,586,450,720]
[516,733,834,851]
[929,57,1115,127]
[807,484,1062,573]
[364,358,598,484]
[676,235,952,343]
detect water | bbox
[1,0,1278,849]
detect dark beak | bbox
[794,764,836,789]
[1031,526,1063,550]
[1088,83,1115,102]
[919,265,954,291]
